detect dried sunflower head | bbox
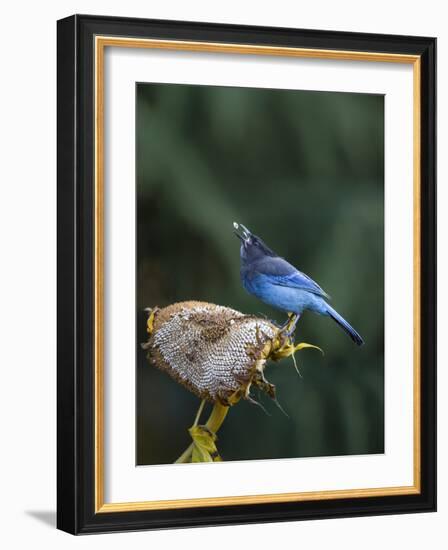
[142,301,318,406]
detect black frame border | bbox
[57,14,436,534]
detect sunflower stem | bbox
[174,400,230,463]
[192,398,206,427]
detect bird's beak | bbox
[233,222,251,244]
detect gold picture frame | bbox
[57,14,436,534]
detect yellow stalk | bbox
[175,400,230,464]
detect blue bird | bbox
[233,222,364,346]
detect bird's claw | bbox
[279,313,300,339]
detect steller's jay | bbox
[233,222,364,345]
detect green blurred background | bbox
[136,83,384,465]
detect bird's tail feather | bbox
[326,305,364,346]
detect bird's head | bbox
[233,222,276,263]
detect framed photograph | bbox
[57,14,436,534]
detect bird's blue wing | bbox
[269,270,330,299]
[250,256,330,299]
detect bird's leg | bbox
[289,313,301,335]
[280,313,301,337]
[279,313,293,331]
